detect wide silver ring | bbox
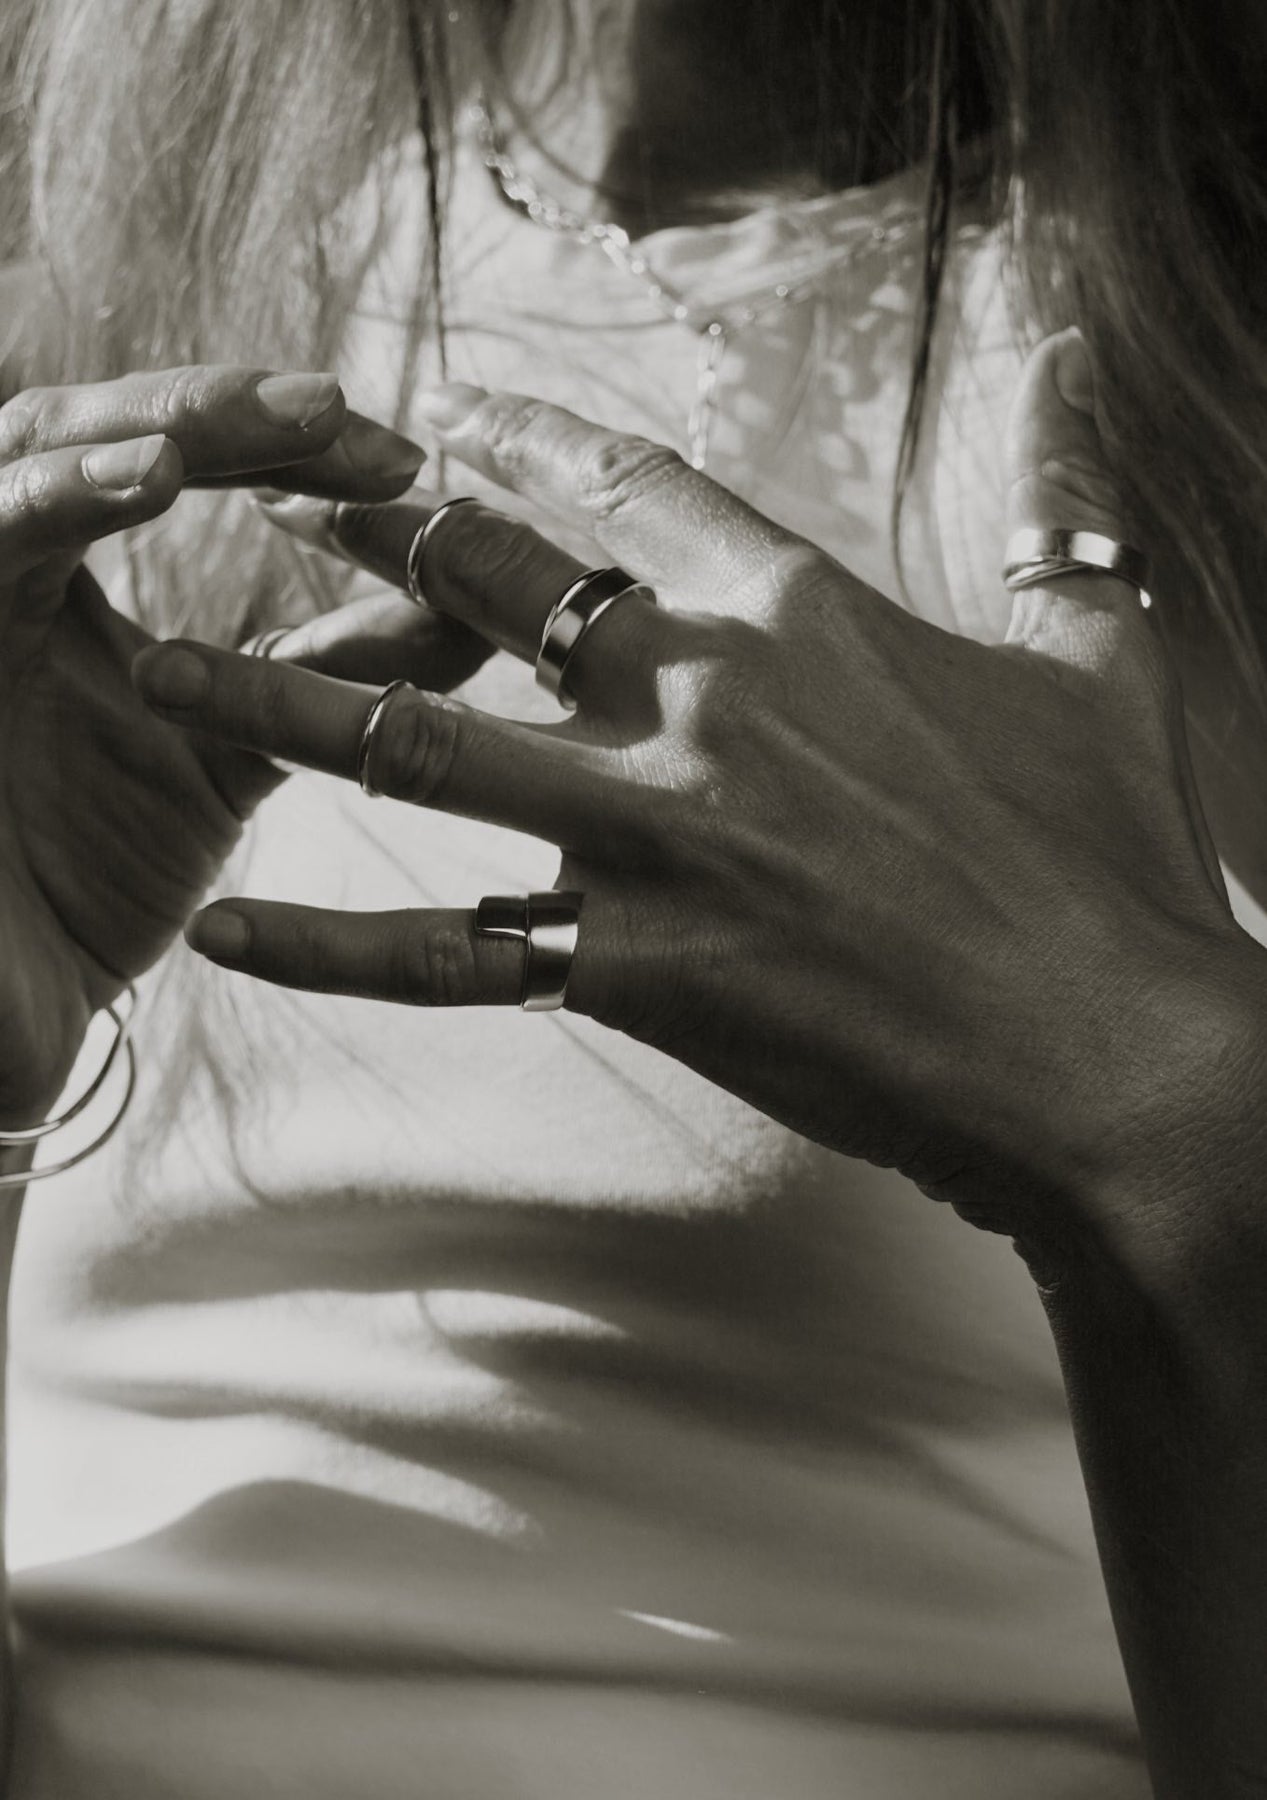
[1003,528,1154,611]
[357,679,412,798]
[474,890,584,1012]
[535,567,656,711]
[405,496,480,606]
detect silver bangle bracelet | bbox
[0,988,138,1188]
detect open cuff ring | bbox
[536,567,656,710]
[1002,528,1154,611]
[475,891,584,1011]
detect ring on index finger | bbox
[405,496,479,606]
[536,567,657,711]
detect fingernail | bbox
[256,371,341,429]
[249,488,311,515]
[414,383,488,431]
[1054,331,1095,415]
[187,907,250,961]
[135,644,209,707]
[83,434,167,490]
[249,491,342,553]
[336,415,427,481]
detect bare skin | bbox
[4,6,1267,1793]
[135,335,1267,1798]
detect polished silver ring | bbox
[536,566,656,711]
[357,679,412,798]
[474,890,584,1012]
[1003,528,1154,611]
[405,496,480,606]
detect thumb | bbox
[1003,328,1152,675]
[1005,331,1227,900]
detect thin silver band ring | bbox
[405,496,480,606]
[357,679,413,798]
[239,625,293,660]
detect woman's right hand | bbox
[0,363,456,1126]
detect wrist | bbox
[0,987,138,1189]
[1062,926,1267,1361]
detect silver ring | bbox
[239,625,293,660]
[405,497,480,606]
[1003,529,1154,611]
[536,567,656,711]
[356,679,412,798]
[474,890,584,1011]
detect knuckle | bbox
[1011,455,1127,535]
[473,393,552,472]
[574,436,684,525]
[1,452,54,522]
[761,540,836,605]
[397,924,478,1007]
[376,689,462,804]
[0,388,49,461]
[150,367,205,432]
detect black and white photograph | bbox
[0,3,1261,1795]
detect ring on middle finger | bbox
[535,567,657,712]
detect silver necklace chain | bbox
[470,96,916,471]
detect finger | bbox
[1005,331,1225,894]
[258,488,597,665]
[0,435,184,578]
[184,903,528,1005]
[1004,330,1157,673]
[186,892,612,1013]
[411,385,801,603]
[0,366,384,485]
[131,640,617,845]
[242,589,494,692]
[189,409,426,502]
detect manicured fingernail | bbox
[187,907,250,961]
[336,415,427,480]
[83,434,167,490]
[134,644,209,707]
[1054,331,1095,415]
[414,383,487,431]
[256,371,341,429]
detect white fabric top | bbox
[5,135,1155,1797]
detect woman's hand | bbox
[0,363,462,1126]
[134,333,1267,1287]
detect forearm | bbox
[0,1159,25,1794]
[1041,1202,1267,1798]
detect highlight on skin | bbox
[1,0,1266,1163]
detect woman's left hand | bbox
[131,332,1267,1284]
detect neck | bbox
[483,0,935,237]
